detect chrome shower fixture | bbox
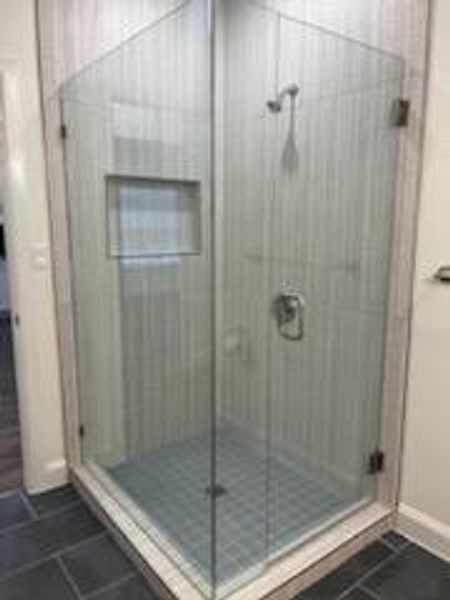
[267,83,300,113]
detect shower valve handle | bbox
[273,286,305,342]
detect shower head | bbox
[267,83,300,113]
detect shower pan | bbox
[45,0,429,598]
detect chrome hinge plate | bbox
[368,450,385,475]
[392,98,410,128]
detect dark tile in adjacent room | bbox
[0,558,77,600]
[91,575,159,600]
[0,492,31,532]
[0,400,19,432]
[0,318,22,493]
[0,432,22,493]
[0,502,103,577]
[381,531,410,551]
[27,484,80,516]
[61,532,133,595]
[364,543,450,600]
[302,541,393,600]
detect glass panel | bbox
[58,0,409,597]
[216,2,404,593]
[215,1,278,594]
[61,1,214,596]
[267,13,404,555]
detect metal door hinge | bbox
[60,124,68,140]
[392,99,410,128]
[79,425,85,439]
[368,450,385,475]
[205,484,227,498]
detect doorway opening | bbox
[0,75,21,493]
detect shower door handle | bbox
[273,287,305,341]
[434,266,450,283]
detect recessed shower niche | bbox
[106,175,202,258]
[39,0,430,598]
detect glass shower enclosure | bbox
[59,0,405,597]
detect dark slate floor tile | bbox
[0,558,77,600]
[0,502,103,577]
[364,543,450,600]
[342,588,376,600]
[0,493,31,532]
[91,575,159,599]
[27,484,80,516]
[302,542,393,600]
[0,402,19,431]
[61,533,133,595]
[381,531,410,551]
[0,433,22,493]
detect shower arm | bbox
[267,83,300,113]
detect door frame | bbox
[0,55,66,493]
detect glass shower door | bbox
[266,14,405,556]
[60,1,216,595]
[58,0,408,596]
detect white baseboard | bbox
[24,459,68,495]
[396,503,450,562]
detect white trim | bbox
[396,503,450,562]
[0,52,66,492]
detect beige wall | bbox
[399,0,450,559]
[0,0,65,492]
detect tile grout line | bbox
[56,555,84,600]
[378,535,411,554]
[357,582,384,600]
[0,495,84,538]
[0,517,35,537]
[335,541,407,600]
[84,572,137,599]
[338,581,382,600]
[0,531,107,585]
[20,491,39,520]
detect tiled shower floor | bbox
[109,430,349,587]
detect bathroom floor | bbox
[0,484,448,599]
[109,429,349,586]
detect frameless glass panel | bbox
[216,1,405,593]
[266,12,404,556]
[61,1,215,595]
[214,1,278,594]
[59,0,409,596]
